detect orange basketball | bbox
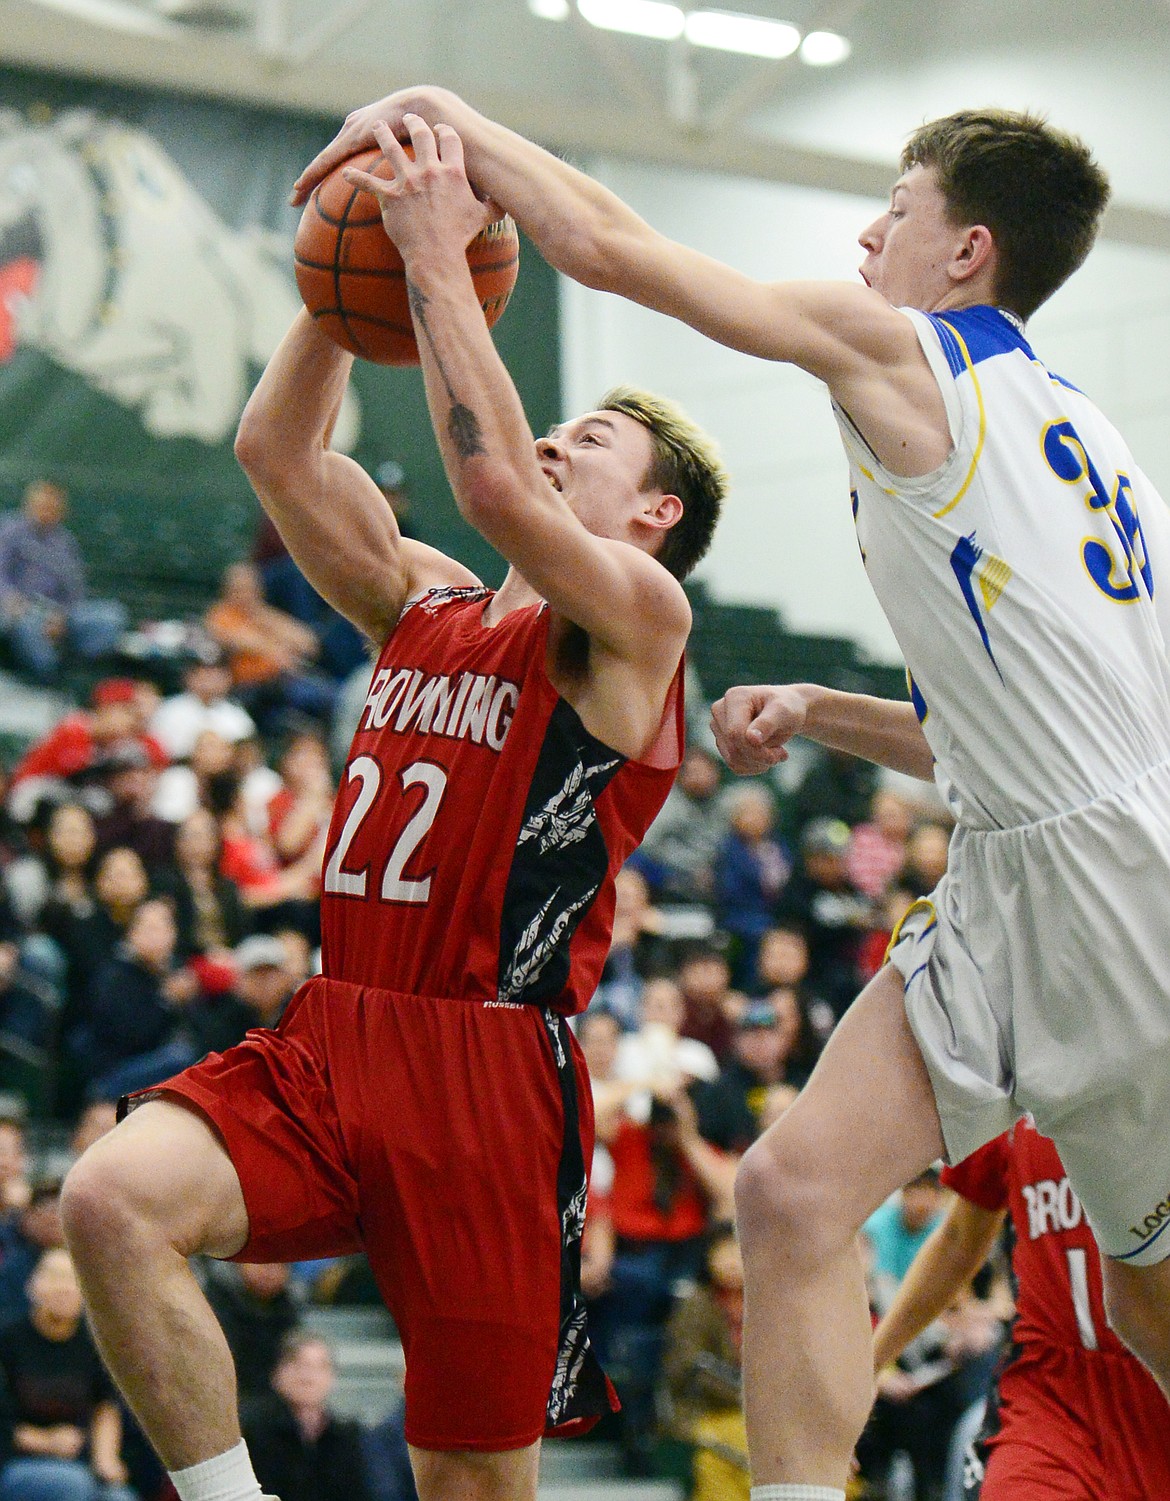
[293,146,520,365]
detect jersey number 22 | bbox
[323,755,447,905]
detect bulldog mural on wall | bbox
[0,106,360,449]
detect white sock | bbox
[170,1440,264,1501]
[751,1488,846,1501]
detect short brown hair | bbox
[598,386,727,581]
[901,110,1110,320]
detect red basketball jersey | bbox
[944,1119,1170,1499]
[943,1117,1127,1355]
[319,588,683,1013]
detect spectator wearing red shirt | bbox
[11,681,166,802]
[598,1080,731,1477]
[206,771,319,947]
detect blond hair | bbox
[598,386,727,580]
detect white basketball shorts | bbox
[888,757,1170,1265]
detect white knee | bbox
[62,1101,248,1264]
[60,1149,142,1262]
[734,1130,856,1269]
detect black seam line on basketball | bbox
[309,309,366,356]
[312,208,383,228]
[313,306,503,333]
[310,307,376,338]
[462,254,520,274]
[310,150,383,225]
[335,178,372,358]
[296,257,407,279]
[321,312,417,334]
[295,253,518,279]
[295,252,517,279]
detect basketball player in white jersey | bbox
[295,103,1170,1501]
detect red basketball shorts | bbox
[968,1344,1170,1499]
[126,976,617,1451]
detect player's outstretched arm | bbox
[293,89,926,404]
[235,311,476,645]
[712,682,935,780]
[871,1197,1005,1373]
[344,119,690,689]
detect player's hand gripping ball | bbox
[294,145,520,365]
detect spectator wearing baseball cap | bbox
[232,934,296,1026]
[181,934,295,1058]
[9,680,167,809]
[695,989,821,1156]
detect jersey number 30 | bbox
[323,755,447,905]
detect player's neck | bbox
[925,281,997,315]
[484,569,543,625]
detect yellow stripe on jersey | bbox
[884,896,938,966]
[979,554,1012,611]
[932,319,987,520]
[858,461,899,499]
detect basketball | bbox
[293,146,519,366]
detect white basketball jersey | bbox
[835,305,1170,829]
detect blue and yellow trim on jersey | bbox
[928,317,986,520]
[884,896,938,986]
[950,531,1010,680]
[923,307,1035,521]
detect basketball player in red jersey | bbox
[59,117,726,1501]
[872,1118,1170,1499]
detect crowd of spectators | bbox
[0,475,1012,1500]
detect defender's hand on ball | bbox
[711,684,810,775]
[341,116,492,268]
[292,87,426,206]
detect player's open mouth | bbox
[541,467,562,491]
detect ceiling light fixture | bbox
[576,0,685,41]
[571,1,851,65]
[527,0,570,18]
[799,29,851,65]
[685,9,800,59]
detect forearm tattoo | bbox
[407,279,487,459]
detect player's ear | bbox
[951,224,996,284]
[643,492,683,531]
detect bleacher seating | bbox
[685,580,908,704]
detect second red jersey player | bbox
[877,1118,1170,1500]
